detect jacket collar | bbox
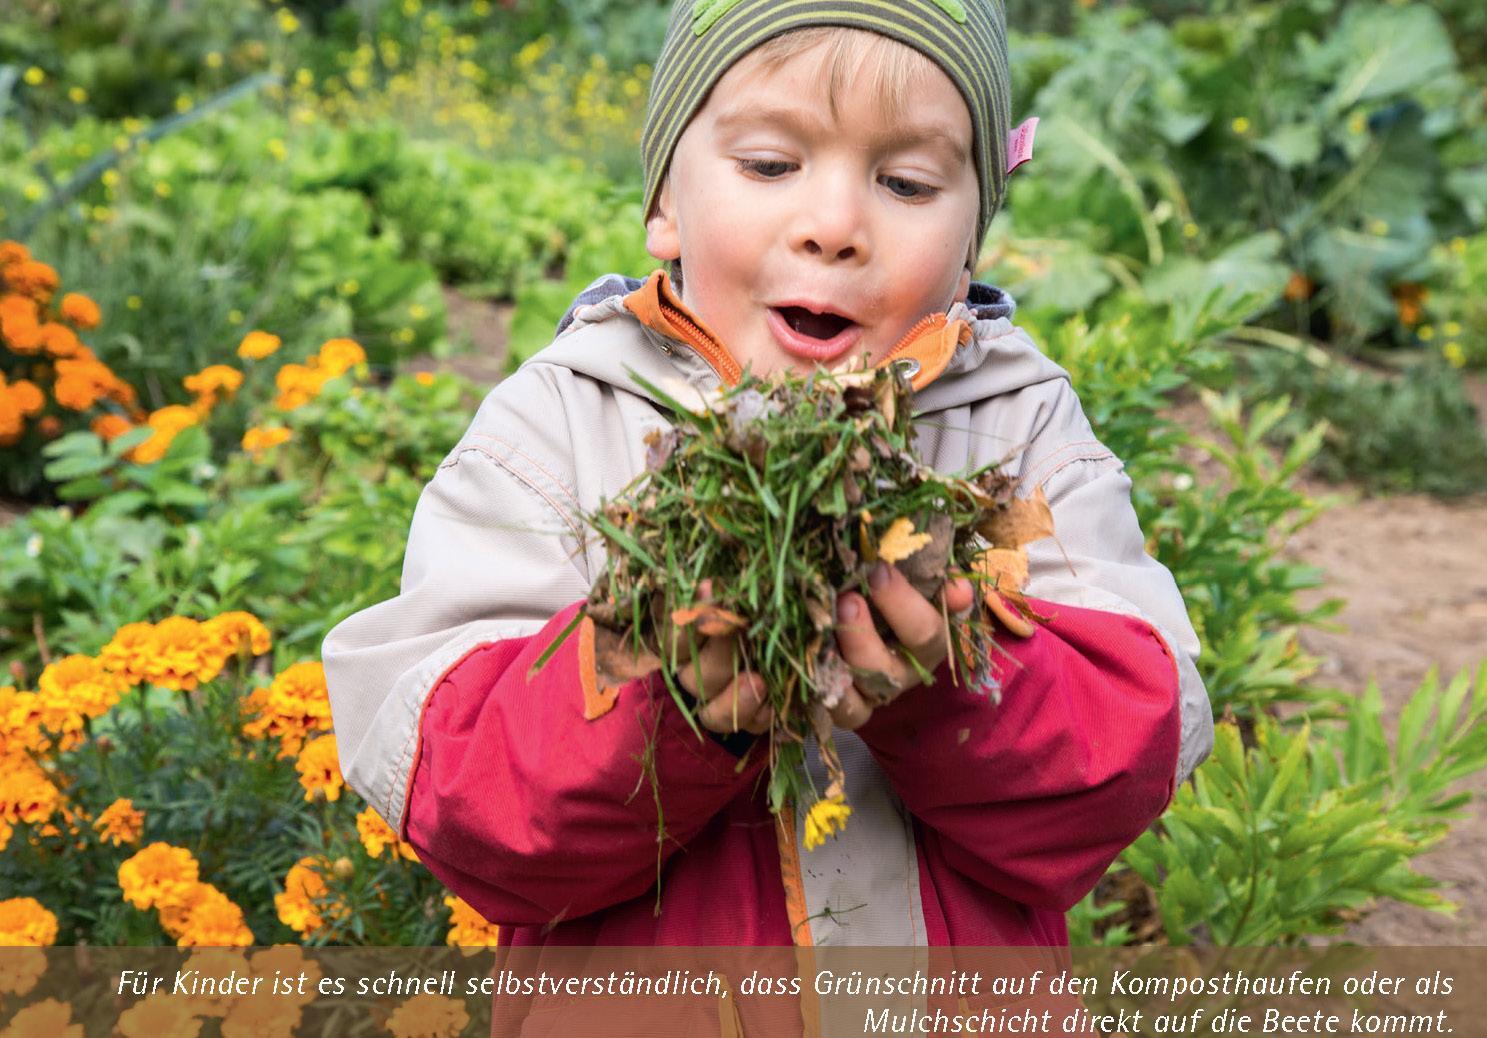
[555,269,1018,393]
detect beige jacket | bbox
[321,269,1211,945]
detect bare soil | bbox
[1285,487,1487,944]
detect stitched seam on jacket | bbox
[1031,448,1118,489]
[1023,439,1112,486]
[440,444,583,541]
[465,431,582,515]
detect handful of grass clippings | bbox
[535,361,1054,850]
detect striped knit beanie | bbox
[641,0,1013,254]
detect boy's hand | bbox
[831,563,976,730]
[664,579,774,735]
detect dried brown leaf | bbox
[670,603,747,638]
[971,546,1030,592]
[977,487,1054,548]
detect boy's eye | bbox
[881,175,937,200]
[737,158,793,178]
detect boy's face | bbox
[645,34,980,379]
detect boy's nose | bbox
[789,182,870,265]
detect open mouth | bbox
[776,305,855,341]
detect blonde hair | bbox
[665,27,976,288]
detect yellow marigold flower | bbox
[386,993,469,1038]
[273,362,329,410]
[97,621,158,687]
[119,842,200,911]
[94,797,144,846]
[38,654,125,730]
[116,993,202,1038]
[295,733,344,802]
[220,995,302,1038]
[236,330,282,360]
[160,882,254,947]
[275,856,341,936]
[0,945,47,997]
[182,364,244,405]
[2,999,83,1038]
[59,292,101,329]
[126,401,200,463]
[316,337,366,377]
[0,897,59,946]
[0,757,62,827]
[357,806,419,862]
[139,615,213,690]
[203,611,272,658]
[444,895,499,947]
[242,425,292,457]
[803,794,852,851]
[240,661,332,758]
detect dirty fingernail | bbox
[838,597,860,622]
[870,562,890,590]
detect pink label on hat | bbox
[1007,117,1039,174]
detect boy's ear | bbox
[954,266,971,305]
[645,176,681,262]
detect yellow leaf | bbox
[971,547,1029,591]
[977,487,1054,548]
[877,517,933,564]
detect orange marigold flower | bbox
[0,757,62,827]
[38,653,126,731]
[240,661,332,758]
[220,993,302,1038]
[0,293,43,354]
[0,240,32,269]
[0,685,50,757]
[92,412,135,442]
[51,356,121,411]
[357,806,419,862]
[444,895,500,947]
[386,993,469,1038]
[59,292,102,329]
[241,425,292,457]
[6,997,85,1038]
[272,362,327,410]
[7,260,60,302]
[127,405,200,464]
[316,337,366,377]
[38,321,82,358]
[295,733,344,802]
[116,993,202,1038]
[118,842,200,911]
[182,364,244,405]
[1392,282,1428,327]
[0,897,59,946]
[159,882,254,947]
[141,615,214,690]
[94,797,145,846]
[275,856,343,936]
[237,330,282,360]
[37,415,61,438]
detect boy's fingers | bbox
[943,577,975,617]
[866,563,950,664]
[827,685,875,731]
[676,634,738,702]
[834,592,915,696]
[698,672,773,734]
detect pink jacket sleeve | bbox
[403,601,767,927]
[854,597,1181,913]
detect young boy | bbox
[322,0,1212,948]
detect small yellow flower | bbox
[174,94,192,114]
[356,806,419,861]
[1442,342,1466,369]
[227,308,244,325]
[1444,321,1462,337]
[1368,218,1390,236]
[276,8,300,33]
[68,86,88,104]
[1347,112,1366,135]
[1182,222,1199,239]
[1449,237,1467,255]
[415,372,435,387]
[205,51,223,69]
[23,67,45,86]
[803,794,852,851]
[337,278,360,297]
[22,183,43,203]
[1230,116,1250,135]
[101,169,120,188]
[1418,325,1436,341]
[95,798,145,847]
[408,303,428,320]
[154,181,172,199]
[126,295,143,311]
[267,138,288,162]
